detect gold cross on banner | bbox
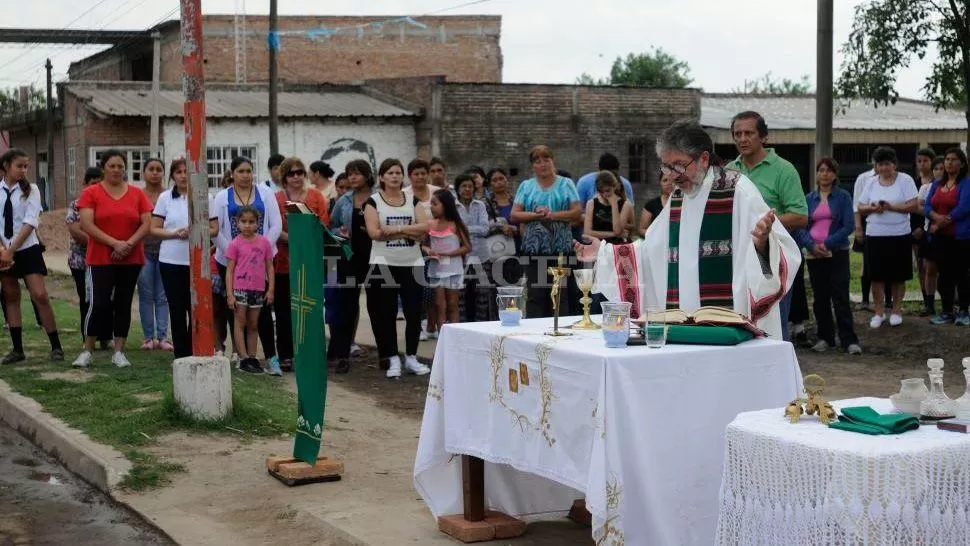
[292,265,317,347]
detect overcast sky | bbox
[0,0,937,99]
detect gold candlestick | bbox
[570,268,599,330]
[546,253,573,336]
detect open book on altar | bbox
[639,306,766,338]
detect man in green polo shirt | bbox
[728,111,808,343]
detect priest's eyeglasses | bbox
[660,159,694,176]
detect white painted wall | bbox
[162,117,417,184]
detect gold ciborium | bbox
[546,253,573,337]
[569,268,599,330]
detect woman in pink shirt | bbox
[795,158,861,355]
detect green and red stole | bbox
[666,168,740,309]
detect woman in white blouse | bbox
[211,156,282,366]
[0,148,62,363]
[151,158,219,357]
[856,146,918,328]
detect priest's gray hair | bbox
[655,120,715,159]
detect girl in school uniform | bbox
[0,148,62,363]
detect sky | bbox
[0,0,939,99]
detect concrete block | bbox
[172,356,232,421]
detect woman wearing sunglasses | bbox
[273,157,330,372]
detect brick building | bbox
[68,15,502,85]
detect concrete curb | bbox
[0,378,132,491]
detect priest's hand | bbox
[751,209,775,256]
[573,236,601,262]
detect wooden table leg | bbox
[463,455,485,521]
[437,455,527,542]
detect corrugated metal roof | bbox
[702,94,967,131]
[69,87,418,118]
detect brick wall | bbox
[433,84,701,205]
[72,15,502,85]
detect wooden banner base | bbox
[437,511,527,543]
[568,499,592,526]
[265,456,344,487]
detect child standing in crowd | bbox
[226,206,276,375]
[424,189,471,326]
[66,167,111,349]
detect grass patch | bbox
[0,278,297,489]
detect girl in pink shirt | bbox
[226,206,275,374]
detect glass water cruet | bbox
[920,358,957,419]
[956,357,970,419]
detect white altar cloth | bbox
[413,316,802,545]
[717,397,970,546]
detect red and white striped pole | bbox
[180,0,215,356]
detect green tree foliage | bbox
[575,48,693,88]
[734,72,813,95]
[836,0,970,140]
[0,85,47,118]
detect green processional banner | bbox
[288,213,348,464]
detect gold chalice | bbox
[570,269,599,330]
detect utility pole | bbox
[815,0,834,190]
[268,0,279,156]
[45,58,53,209]
[179,0,215,356]
[150,31,161,159]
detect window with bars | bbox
[88,148,161,183]
[67,147,76,195]
[207,145,258,188]
[628,139,649,184]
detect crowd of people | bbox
[0,111,967,372]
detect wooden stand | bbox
[568,499,592,526]
[437,455,527,543]
[266,456,344,487]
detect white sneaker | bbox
[404,355,430,376]
[350,344,364,357]
[386,356,402,379]
[72,350,93,368]
[428,331,438,340]
[889,314,903,327]
[847,344,863,355]
[811,340,829,353]
[419,330,429,341]
[869,315,885,329]
[112,351,131,368]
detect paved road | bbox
[0,423,172,545]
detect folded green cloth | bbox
[661,324,754,346]
[829,406,920,435]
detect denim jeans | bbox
[138,255,169,340]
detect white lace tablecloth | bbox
[413,316,802,545]
[717,396,970,546]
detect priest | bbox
[574,120,801,339]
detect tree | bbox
[734,72,813,95]
[836,0,970,143]
[575,48,693,88]
[0,85,47,118]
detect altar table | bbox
[413,316,802,544]
[716,397,970,546]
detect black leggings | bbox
[936,236,970,314]
[274,273,294,361]
[365,264,422,360]
[71,268,111,342]
[159,263,192,358]
[328,258,363,361]
[217,262,276,359]
[86,265,141,340]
